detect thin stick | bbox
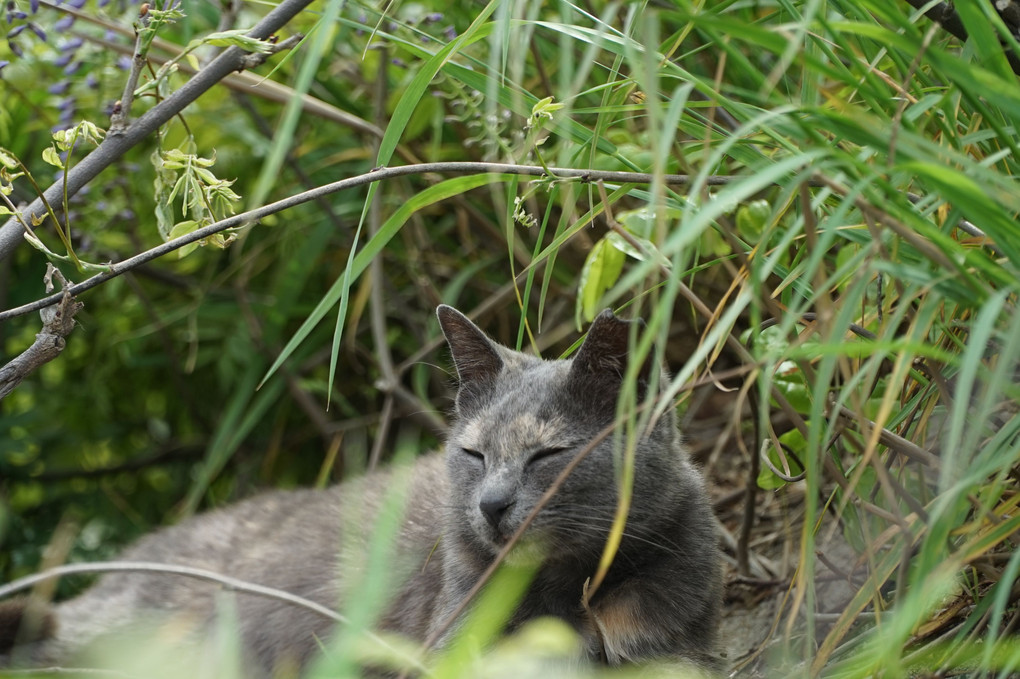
[0,561,427,672]
[0,163,758,323]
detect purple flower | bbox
[30,0,39,13]
[60,36,83,51]
[63,59,81,75]
[66,0,87,8]
[391,57,406,68]
[27,21,44,40]
[7,10,27,22]
[47,80,70,94]
[85,72,98,88]
[54,52,73,67]
[443,25,456,40]
[58,95,75,111]
[115,54,131,70]
[54,15,74,32]
[425,12,443,23]
[6,24,25,38]
[7,39,22,57]
[0,59,9,75]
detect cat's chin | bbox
[502,540,546,568]
[475,530,549,568]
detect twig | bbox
[41,0,391,150]
[0,163,753,323]
[833,403,941,468]
[367,46,395,472]
[0,0,316,263]
[0,265,83,399]
[736,377,760,576]
[760,439,806,484]
[0,562,427,673]
[108,3,152,134]
[13,443,204,482]
[905,192,1003,258]
[0,668,133,677]
[902,0,1020,76]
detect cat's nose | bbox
[479,495,514,528]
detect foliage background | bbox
[1,0,1019,676]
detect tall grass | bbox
[1,0,1018,676]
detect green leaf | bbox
[577,236,626,324]
[197,29,275,53]
[168,220,200,258]
[41,146,63,168]
[605,230,670,269]
[0,149,19,170]
[616,206,683,239]
[736,199,770,242]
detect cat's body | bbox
[0,306,722,674]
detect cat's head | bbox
[436,305,687,564]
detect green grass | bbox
[1,0,1019,677]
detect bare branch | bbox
[832,402,941,468]
[0,561,426,672]
[108,4,151,134]
[902,0,1020,76]
[0,163,739,323]
[0,265,83,400]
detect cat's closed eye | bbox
[527,447,569,465]
[460,448,485,466]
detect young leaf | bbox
[41,146,63,168]
[577,236,626,323]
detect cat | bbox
[0,305,723,675]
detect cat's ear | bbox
[437,305,504,389]
[570,309,655,388]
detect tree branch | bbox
[0,0,316,263]
[0,561,426,672]
[0,265,82,400]
[903,0,1020,76]
[0,163,744,323]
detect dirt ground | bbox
[683,384,863,676]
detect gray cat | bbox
[0,305,722,675]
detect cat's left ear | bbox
[437,305,503,407]
[569,309,656,389]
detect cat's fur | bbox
[0,306,722,674]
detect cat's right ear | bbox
[437,306,503,403]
